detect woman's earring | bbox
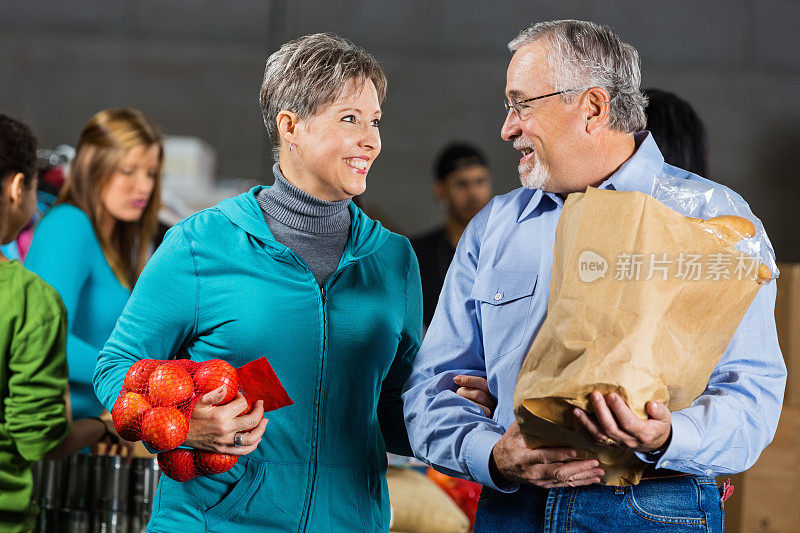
[289,143,294,152]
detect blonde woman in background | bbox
[25,108,162,424]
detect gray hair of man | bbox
[508,20,648,133]
[259,32,387,161]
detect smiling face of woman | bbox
[283,78,382,201]
[100,143,160,224]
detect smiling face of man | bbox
[500,38,591,194]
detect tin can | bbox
[92,456,129,513]
[61,454,92,511]
[57,508,90,533]
[92,510,128,533]
[130,458,160,517]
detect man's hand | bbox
[572,392,671,453]
[455,375,496,417]
[491,421,604,489]
[184,386,268,456]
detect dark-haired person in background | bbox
[644,88,708,176]
[412,143,492,328]
[0,114,126,533]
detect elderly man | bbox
[402,19,785,532]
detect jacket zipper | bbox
[300,284,329,533]
[299,264,354,532]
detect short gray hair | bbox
[259,33,387,160]
[509,20,647,133]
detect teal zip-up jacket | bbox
[93,187,422,532]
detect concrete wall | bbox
[2,0,799,259]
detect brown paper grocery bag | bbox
[513,187,762,486]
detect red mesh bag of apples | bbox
[112,357,292,482]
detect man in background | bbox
[412,143,492,328]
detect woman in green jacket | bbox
[0,114,125,533]
[93,33,489,531]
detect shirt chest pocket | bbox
[470,270,538,362]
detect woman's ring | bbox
[234,433,244,446]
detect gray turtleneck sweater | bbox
[256,164,351,287]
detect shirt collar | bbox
[516,131,663,223]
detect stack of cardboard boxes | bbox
[725,263,800,533]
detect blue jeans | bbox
[474,475,723,532]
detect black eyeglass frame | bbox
[504,88,583,118]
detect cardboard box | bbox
[724,406,800,533]
[775,263,800,406]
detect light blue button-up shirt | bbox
[402,132,786,491]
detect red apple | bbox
[193,359,239,405]
[111,392,152,441]
[167,359,201,374]
[122,359,160,395]
[141,407,189,451]
[194,450,238,475]
[148,364,194,407]
[158,449,197,482]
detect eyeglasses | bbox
[504,88,583,119]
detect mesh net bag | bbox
[111,357,292,481]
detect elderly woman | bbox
[92,33,475,531]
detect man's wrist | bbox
[488,445,520,492]
[656,430,672,453]
[641,428,672,460]
[489,447,504,486]
[464,429,517,492]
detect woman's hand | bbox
[454,375,497,417]
[184,386,268,455]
